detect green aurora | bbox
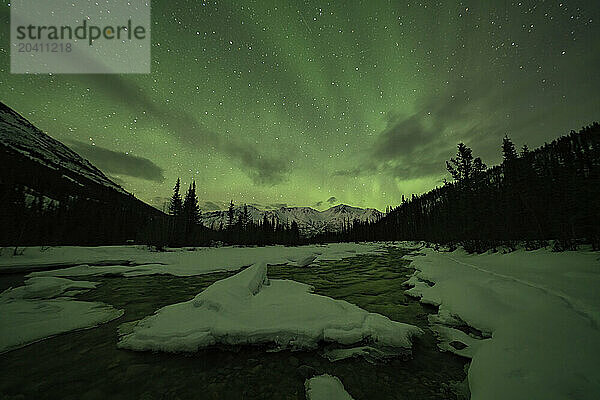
[1,0,598,211]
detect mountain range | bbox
[201,204,383,236]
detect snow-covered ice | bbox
[322,345,398,363]
[286,253,319,267]
[0,276,123,353]
[406,246,600,400]
[0,276,98,300]
[0,243,384,277]
[305,374,354,400]
[118,262,422,353]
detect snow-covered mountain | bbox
[0,102,127,195]
[201,204,383,236]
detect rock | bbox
[125,363,151,377]
[81,389,105,400]
[449,340,467,350]
[288,356,299,367]
[250,364,263,374]
[296,364,317,379]
[139,391,158,400]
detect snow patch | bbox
[0,276,98,300]
[305,374,354,400]
[0,276,123,353]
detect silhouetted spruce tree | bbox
[242,204,249,228]
[290,221,300,244]
[169,178,183,216]
[446,143,487,183]
[227,200,235,230]
[168,178,184,245]
[183,181,200,242]
[500,135,521,239]
[502,135,518,162]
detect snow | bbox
[200,204,382,236]
[322,345,398,363]
[0,102,126,194]
[117,262,423,353]
[0,276,123,353]
[0,276,98,300]
[0,243,384,277]
[406,246,600,400]
[429,324,488,359]
[286,254,318,267]
[305,374,354,400]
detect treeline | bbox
[0,184,168,247]
[0,140,169,247]
[4,118,597,250]
[313,123,600,250]
[161,179,301,247]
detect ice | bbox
[118,262,422,353]
[305,374,354,400]
[0,299,123,354]
[0,243,384,277]
[1,276,98,300]
[286,253,318,267]
[322,345,398,363]
[407,246,600,400]
[0,276,123,353]
[429,324,488,359]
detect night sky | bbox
[1,1,598,211]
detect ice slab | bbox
[0,276,123,353]
[0,276,98,300]
[118,262,422,353]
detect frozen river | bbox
[0,246,468,400]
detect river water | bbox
[0,246,469,399]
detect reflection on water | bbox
[0,247,468,400]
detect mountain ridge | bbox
[200,203,383,236]
[0,101,128,198]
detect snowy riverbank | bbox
[405,246,600,400]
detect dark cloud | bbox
[327,196,337,204]
[77,75,290,185]
[67,140,165,182]
[334,81,510,181]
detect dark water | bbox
[0,247,469,400]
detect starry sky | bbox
[1,0,598,212]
